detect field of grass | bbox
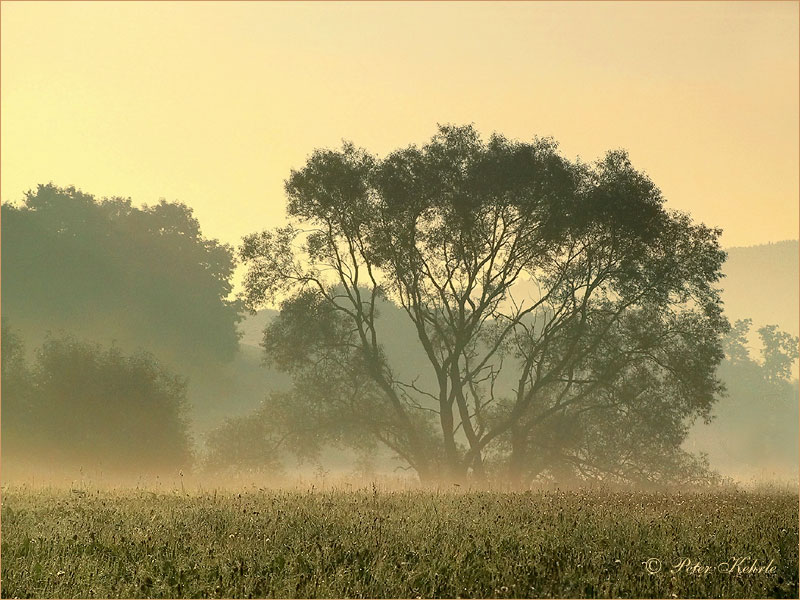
[1,485,797,598]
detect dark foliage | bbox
[1,322,192,474]
[237,125,729,485]
[1,184,241,370]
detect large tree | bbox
[240,125,728,484]
[1,184,242,370]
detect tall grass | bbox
[1,486,797,598]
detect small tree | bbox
[758,324,800,383]
[204,391,325,475]
[241,125,728,484]
[693,319,799,479]
[2,327,193,475]
[1,319,37,455]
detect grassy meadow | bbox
[1,485,797,599]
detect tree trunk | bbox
[508,424,528,489]
[469,452,488,488]
[438,394,465,484]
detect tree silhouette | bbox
[1,184,242,371]
[240,125,728,484]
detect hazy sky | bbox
[2,1,798,250]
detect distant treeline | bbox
[688,319,799,480]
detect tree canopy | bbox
[1,184,242,369]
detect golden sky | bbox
[2,1,798,249]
